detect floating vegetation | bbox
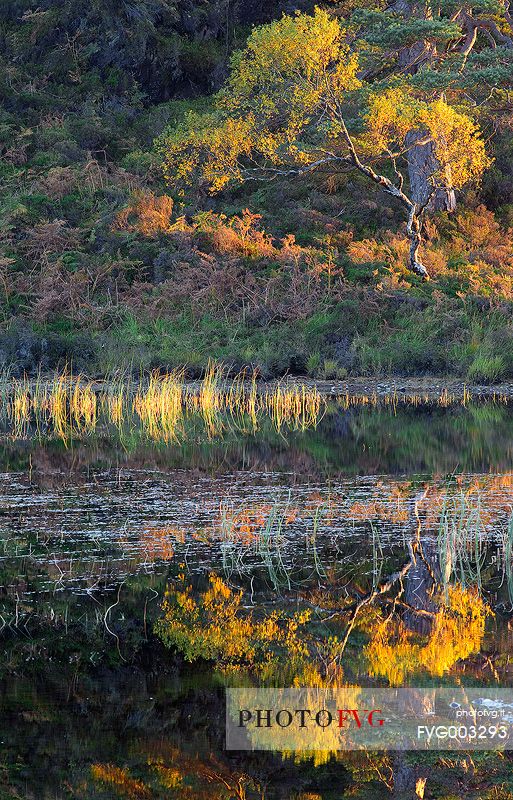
[217,498,331,589]
[437,489,488,596]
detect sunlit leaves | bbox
[157,111,255,193]
[158,8,361,192]
[364,88,491,190]
[420,99,492,190]
[159,6,490,206]
[220,5,360,116]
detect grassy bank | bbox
[5,290,513,384]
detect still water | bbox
[2,400,513,798]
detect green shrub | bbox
[467,355,506,384]
[320,359,347,380]
[306,352,321,376]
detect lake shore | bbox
[267,376,513,401]
[5,373,513,403]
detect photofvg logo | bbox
[237,707,385,730]
[226,688,513,751]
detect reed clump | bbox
[5,364,508,445]
[264,383,324,432]
[133,369,184,442]
[5,370,100,442]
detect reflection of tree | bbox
[154,477,496,688]
[304,488,494,686]
[365,586,490,685]
[91,764,152,799]
[91,752,263,800]
[154,573,329,683]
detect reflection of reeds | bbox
[187,359,225,439]
[21,366,513,444]
[264,383,324,432]
[6,370,100,444]
[47,372,98,443]
[2,366,512,445]
[101,373,130,432]
[11,376,31,438]
[338,386,507,410]
[71,377,97,433]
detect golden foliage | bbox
[365,586,491,685]
[160,112,255,193]
[221,7,360,122]
[159,6,490,230]
[114,191,174,236]
[158,8,360,192]
[364,88,491,191]
[154,573,331,682]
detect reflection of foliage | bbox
[365,586,491,685]
[149,751,260,800]
[140,526,182,562]
[155,573,316,679]
[91,752,260,800]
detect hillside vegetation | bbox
[2,1,513,381]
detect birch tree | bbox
[159,8,491,278]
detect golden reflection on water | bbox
[364,585,491,685]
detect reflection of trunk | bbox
[403,489,440,633]
[403,538,439,634]
[392,755,416,797]
[392,752,428,797]
[406,132,457,212]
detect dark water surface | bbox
[2,403,513,798]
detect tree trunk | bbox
[406,132,457,212]
[338,118,431,278]
[391,1,457,212]
[406,205,429,278]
